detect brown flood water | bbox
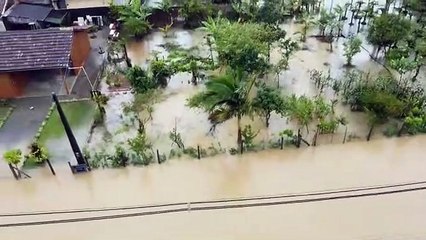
[1,136,426,239]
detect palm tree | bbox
[187,70,255,145]
[299,12,315,42]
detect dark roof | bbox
[5,3,52,22]
[44,10,68,24]
[0,28,73,72]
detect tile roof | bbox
[0,28,73,72]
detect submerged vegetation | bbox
[11,0,425,172]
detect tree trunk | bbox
[237,114,242,145]
[122,44,132,68]
[265,112,271,128]
[191,71,198,85]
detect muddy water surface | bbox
[0,136,426,239]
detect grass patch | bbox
[0,106,13,129]
[38,101,96,144]
[22,157,43,169]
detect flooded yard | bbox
[86,16,419,160]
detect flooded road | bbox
[0,136,426,238]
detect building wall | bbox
[0,72,27,98]
[70,30,90,74]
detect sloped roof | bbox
[4,3,53,23]
[0,28,73,72]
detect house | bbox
[2,2,69,30]
[0,27,91,98]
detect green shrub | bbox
[127,66,156,94]
[383,123,399,137]
[3,149,22,165]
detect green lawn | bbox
[38,101,96,144]
[0,106,12,128]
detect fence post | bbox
[197,145,201,159]
[156,149,161,164]
[296,129,301,148]
[240,140,244,154]
[46,159,56,175]
[343,126,348,144]
[312,130,318,146]
[280,137,284,150]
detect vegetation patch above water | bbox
[87,0,426,170]
[0,104,13,129]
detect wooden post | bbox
[366,124,374,141]
[157,149,161,164]
[280,137,284,150]
[197,145,201,159]
[8,163,18,180]
[312,129,319,146]
[46,159,56,175]
[296,129,302,148]
[343,126,348,143]
[240,140,244,154]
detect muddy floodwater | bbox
[1,136,426,239]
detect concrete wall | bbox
[0,72,27,98]
[70,30,91,74]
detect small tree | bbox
[241,124,259,149]
[91,92,109,122]
[253,84,286,127]
[343,37,362,66]
[181,0,213,28]
[316,9,334,37]
[389,56,419,82]
[299,12,315,42]
[128,132,154,165]
[126,66,156,93]
[255,0,284,24]
[279,38,299,70]
[187,70,255,145]
[3,149,22,166]
[285,95,315,133]
[116,1,152,38]
[26,142,49,164]
[150,57,174,87]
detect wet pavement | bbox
[0,97,51,157]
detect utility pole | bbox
[52,93,88,167]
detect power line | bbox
[2,180,426,218]
[1,184,426,228]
